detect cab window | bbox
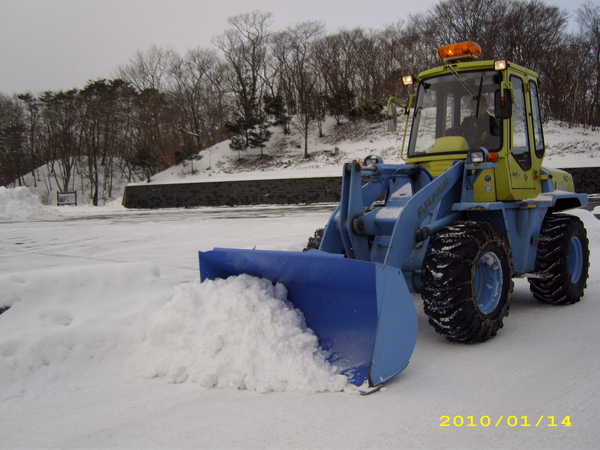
[510,76,532,170]
[530,80,545,159]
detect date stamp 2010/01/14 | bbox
[440,415,572,427]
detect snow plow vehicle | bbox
[199,42,589,389]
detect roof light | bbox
[402,75,415,86]
[494,60,507,71]
[438,41,482,63]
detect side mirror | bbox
[495,89,512,119]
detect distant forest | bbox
[1,0,599,202]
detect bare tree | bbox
[313,30,360,105]
[168,47,223,159]
[501,0,569,71]
[372,24,404,101]
[213,10,273,144]
[116,45,177,92]
[79,79,136,204]
[38,89,83,192]
[16,93,42,187]
[576,1,600,128]
[129,87,173,182]
[275,21,325,155]
[426,0,509,59]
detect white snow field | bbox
[0,185,599,449]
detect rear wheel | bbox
[422,221,513,343]
[529,214,589,305]
[303,228,324,251]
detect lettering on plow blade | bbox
[418,178,450,218]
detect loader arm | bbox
[321,159,464,273]
[384,161,463,269]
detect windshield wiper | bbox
[475,77,484,118]
[447,66,485,117]
[447,65,478,98]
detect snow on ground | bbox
[1,262,172,400]
[543,122,600,168]
[0,184,599,448]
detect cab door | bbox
[508,75,536,193]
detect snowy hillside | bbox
[149,117,600,184]
[12,117,600,206]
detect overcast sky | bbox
[0,0,582,95]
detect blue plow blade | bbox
[199,248,418,388]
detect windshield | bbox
[407,70,503,157]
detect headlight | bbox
[469,149,486,163]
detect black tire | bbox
[422,221,513,343]
[529,214,589,305]
[303,228,324,251]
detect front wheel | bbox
[529,214,589,305]
[422,221,513,343]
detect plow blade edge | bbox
[199,248,418,387]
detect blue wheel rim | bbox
[568,236,583,284]
[474,251,503,315]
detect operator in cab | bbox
[461,96,501,150]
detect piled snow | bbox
[136,274,348,394]
[0,265,350,400]
[0,186,58,221]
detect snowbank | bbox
[543,122,600,168]
[136,275,348,394]
[0,186,58,221]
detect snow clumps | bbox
[137,274,349,394]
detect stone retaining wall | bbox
[567,167,600,194]
[122,176,343,208]
[122,167,597,209]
